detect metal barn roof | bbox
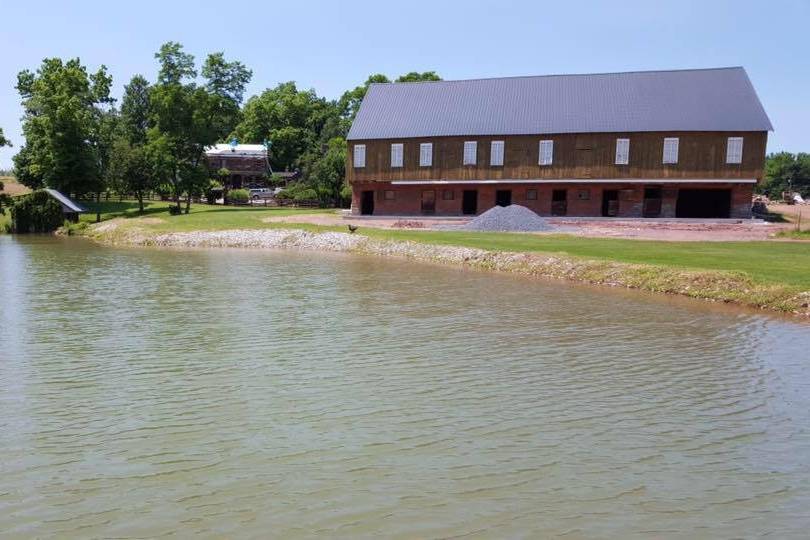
[43,189,86,213]
[347,67,773,140]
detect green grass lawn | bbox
[79,200,335,231]
[362,229,810,288]
[67,200,810,290]
[4,194,807,292]
[227,220,810,289]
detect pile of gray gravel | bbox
[459,204,555,232]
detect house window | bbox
[353,144,366,168]
[539,140,554,165]
[662,137,679,164]
[526,189,538,200]
[490,140,505,166]
[442,189,454,200]
[463,141,477,165]
[419,143,433,167]
[384,190,395,200]
[615,138,630,165]
[726,137,743,164]
[390,143,404,168]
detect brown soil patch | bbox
[550,219,789,241]
[0,177,31,197]
[261,213,793,241]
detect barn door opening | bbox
[360,190,374,215]
[495,190,512,207]
[551,189,568,216]
[676,189,731,218]
[643,186,663,217]
[421,190,436,215]
[462,190,478,215]
[602,190,619,217]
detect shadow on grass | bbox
[756,211,790,223]
[82,201,171,219]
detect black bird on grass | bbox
[348,224,358,234]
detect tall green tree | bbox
[304,137,347,207]
[231,82,337,171]
[147,42,252,212]
[120,75,151,146]
[761,152,810,198]
[13,58,113,195]
[106,139,154,213]
[0,127,9,148]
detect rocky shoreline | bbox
[88,225,810,318]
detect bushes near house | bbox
[9,191,65,233]
[228,189,250,204]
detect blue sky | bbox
[1,0,808,168]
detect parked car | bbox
[249,188,274,200]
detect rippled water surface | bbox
[2,235,810,538]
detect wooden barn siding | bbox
[347,131,768,184]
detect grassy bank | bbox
[69,201,810,317]
[75,201,810,289]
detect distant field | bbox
[0,177,30,197]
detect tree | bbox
[13,58,113,196]
[761,152,810,198]
[395,71,442,82]
[231,82,337,171]
[148,42,252,213]
[106,138,154,212]
[120,75,151,146]
[304,137,347,206]
[0,127,9,148]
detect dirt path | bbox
[263,213,791,241]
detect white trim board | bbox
[389,178,757,185]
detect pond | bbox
[1,235,809,537]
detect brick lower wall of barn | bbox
[351,182,754,218]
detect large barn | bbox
[346,67,772,218]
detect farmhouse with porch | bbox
[205,143,268,188]
[346,67,772,218]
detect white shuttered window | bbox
[726,137,743,164]
[419,143,433,167]
[390,143,403,168]
[662,137,679,164]
[615,138,630,165]
[539,140,554,165]
[463,141,477,165]
[490,141,505,166]
[353,144,366,168]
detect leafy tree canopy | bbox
[155,41,196,84]
[120,75,151,146]
[13,57,113,195]
[760,152,810,198]
[0,127,10,147]
[147,42,252,211]
[231,81,338,171]
[395,71,442,82]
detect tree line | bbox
[757,152,810,199]
[5,42,440,212]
